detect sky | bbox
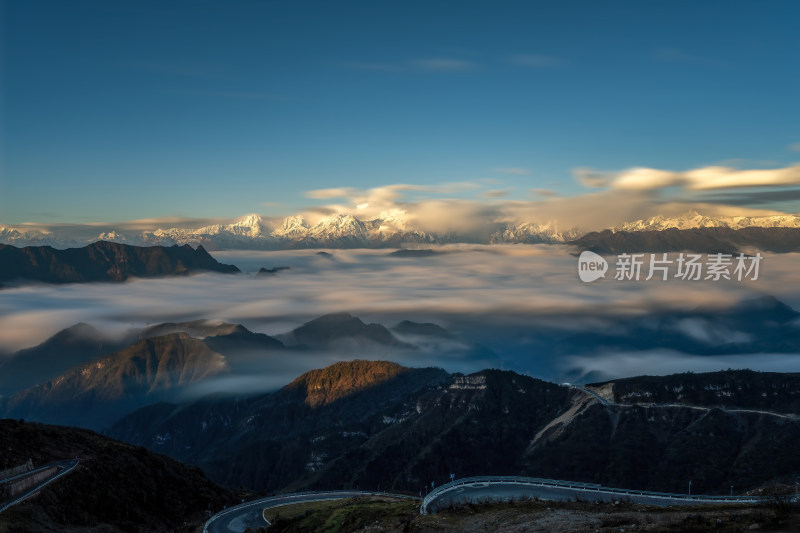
[1,0,799,225]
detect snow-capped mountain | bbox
[0,214,433,249]
[614,211,800,232]
[489,221,582,244]
[3,210,800,250]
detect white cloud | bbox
[304,187,357,200]
[788,142,800,152]
[576,164,800,191]
[481,189,510,198]
[491,167,531,175]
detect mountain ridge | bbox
[4,210,800,250]
[107,363,800,496]
[0,240,240,286]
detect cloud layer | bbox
[3,247,800,384]
[576,164,800,191]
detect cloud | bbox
[563,350,800,382]
[305,187,357,200]
[507,54,562,68]
[481,189,510,198]
[576,164,800,191]
[789,142,800,152]
[4,247,800,385]
[531,189,558,197]
[491,167,531,175]
[697,189,800,206]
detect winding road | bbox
[420,476,767,514]
[576,385,800,421]
[203,490,418,533]
[0,460,79,514]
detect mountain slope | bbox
[0,241,240,286]
[1,333,229,430]
[615,211,800,232]
[0,323,129,398]
[109,364,800,497]
[283,360,411,407]
[587,369,800,414]
[109,360,450,492]
[571,227,800,254]
[0,419,237,532]
[280,313,416,350]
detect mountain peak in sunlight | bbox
[283,360,409,407]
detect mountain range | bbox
[3,296,799,429]
[571,226,800,254]
[5,210,800,250]
[2,307,800,504]
[0,314,493,429]
[0,240,240,286]
[107,361,800,497]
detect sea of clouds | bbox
[2,244,800,385]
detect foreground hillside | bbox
[0,419,237,532]
[109,362,800,497]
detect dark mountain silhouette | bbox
[279,312,416,350]
[393,320,453,338]
[0,240,240,286]
[0,320,283,402]
[257,266,291,275]
[109,363,800,497]
[0,323,130,398]
[0,419,237,532]
[588,369,800,414]
[388,249,442,257]
[1,333,229,430]
[138,320,285,376]
[571,226,800,254]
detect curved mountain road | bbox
[421,476,768,514]
[0,459,79,514]
[204,490,418,533]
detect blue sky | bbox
[1,0,799,225]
